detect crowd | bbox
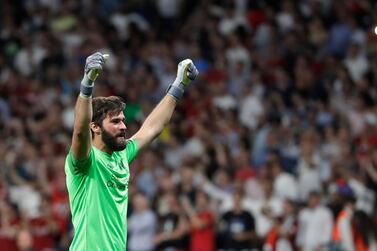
[0,0,377,250]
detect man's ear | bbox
[90,122,101,136]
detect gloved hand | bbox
[166,59,199,101]
[80,52,109,97]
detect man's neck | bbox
[93,138,113,155]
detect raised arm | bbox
[181,196,210,229]
[71,52,108,160]
[131,59,198,150]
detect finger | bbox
[87,56,106,66]
[183,59,193,66]
[87,59,104,65]
[178,59,192,67]
[187,63,198,80]
[94,53,109,62]
[86,63,103,70]
[86,58,103,66]
[89,57,104,64]
[87,53,106,63]
[86,62,103,72]
[93,52,103,58]
[87,64,103,71]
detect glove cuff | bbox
[166,84,184,101]
[80,75,94,97]
[81,74,94,86]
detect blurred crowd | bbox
[1,0,377,251]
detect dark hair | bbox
[92,96,126,126]
[343,194,356,205]
[308,190,321,198]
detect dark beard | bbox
[101,128,127,151]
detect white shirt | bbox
[239,93,264,130]
[213,94,238,110]
[14,46,46,76]
[344,54,369,83]
[9,185,41,219]
[274,172,299,201]
[248,197,284,237]
[349,179,376,215]
[296,206,333,251]
[297,154,330,201]
[128,210,156,251]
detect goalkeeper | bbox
[65,52,198,250]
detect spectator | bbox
[297,130,330,201]
[16,228,37,251]
[181,190,216,251]
[28,197,58,251]
[357,146,377,210]
[154,192,189,251]
[239,82,264,130]
[217,190,257,250]
[0,1,376,250]
[269,158,299,201]
[0,200,19,251]
[136,151,159,199]
[249,179,284,239]
[176,165,198,205]
[128,192,157,251]
[332,195,357,251]
[296,191,334,251]
[344,42,369,83]
[264,199,297,251]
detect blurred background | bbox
[0,0,377,251]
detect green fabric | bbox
[124,103,141,123]
[52,15,77,32]
[65,139,138,251]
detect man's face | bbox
[233,192,243,210]
[101,112,127,151]
[308,194,320,208]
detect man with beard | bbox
[65,52,198,250]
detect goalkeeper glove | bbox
[166,59,199,101]
[80,52,109,97]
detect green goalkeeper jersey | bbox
[65,139,138,251]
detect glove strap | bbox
[166,84,184,101]
[80,75,94,97]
